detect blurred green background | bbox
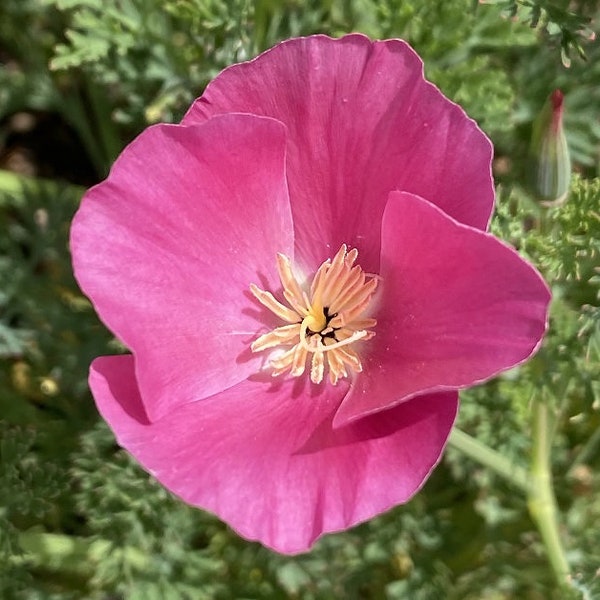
[1,1,599,598]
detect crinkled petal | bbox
[335,191,551,426]
[183,34,494,273]
[91,354,458,554]
[71,114,293,422]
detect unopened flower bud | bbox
[528,89,571,206]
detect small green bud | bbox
[528,89,571,206]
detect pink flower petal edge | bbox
[183,34,494,273]
[335,191,551,426]
[71,114,294,422]
[91,354,458,554]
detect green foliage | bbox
[0,424,63,597]
[0,1,61,120]
[481,180,600,464]
[482,0,595,64]
[3,0,598,177]
[42,0,361,137]
[1,0,600,597]
[0,176,112,421]
[46,0,251,126]
[349,0,533,146]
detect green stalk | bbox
[451,421,573,590]
[527,398,571,588]
[448,428,530,493]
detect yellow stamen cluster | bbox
[250,245,378,385]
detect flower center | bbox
[250,244,378,385]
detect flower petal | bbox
[71,114,293,422]
[335,191,551,426]
[91,354,458,554]
[183,34,494,273]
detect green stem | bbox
[448,428,530,493]
[527,398,571,588]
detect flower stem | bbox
[527,398,571,588]
[451,410,572,590]
[448,428,530,493]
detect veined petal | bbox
[183,34,494,273]
[71,114,293,422]
[91,354,458,555]
[335,191,551,426]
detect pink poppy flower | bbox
[70,34,550,554]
